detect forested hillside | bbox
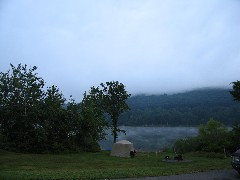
[119,88,240,126]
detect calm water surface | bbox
[99,126,198,151]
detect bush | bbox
[174,119,233,154]
[198,119,230,152]
[174,137,200,154]
[85,142,101,152]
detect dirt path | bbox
[116,169,239,180]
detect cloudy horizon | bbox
[1,0,240,101]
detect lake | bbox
[99,126,198,152]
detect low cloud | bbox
[0,0,240,101]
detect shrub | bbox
[174,137,200,154]
[174,119,232,154]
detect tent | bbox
[110,140,134,157]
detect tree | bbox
[83,81,131,143]
[79,88,108,151]
[0,65,80,152]
[174,119,232,153]
[230,80,240,102]
[229,80,240,152]
[0,64,45,152]
[42,85,69,152]
[0,64,111,153]
[198,118,230,152]
[100,81,131,143]
[229,123,240,152]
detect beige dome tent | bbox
[110,140,134,157]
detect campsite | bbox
[1,64,240,180]
[0,149,231,179]
[0,65,239,179]
[1,1,240,179]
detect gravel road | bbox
[116,169,239,180]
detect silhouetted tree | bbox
[79,88,108,151]
[198,118,230,152]
[84,81,131,143]
[100,81,131,143]
[0,64,107,153]
[230,80,240,102]
[0,64,45,152]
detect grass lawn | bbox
[0,150,231,180]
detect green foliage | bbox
[230,80,240,102]
[80,87,108,143]
[119,89,240,126]
[100,81,131,142]
[84,81,131,143]
[0,64,45,152]
[174,119,232,154]
[174,137,201,154]
[198,119,230,152]
[229,122,240,152]
[0,64,107,153]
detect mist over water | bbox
[99,126,198,152]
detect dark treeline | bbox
[0,64,130,153]
[1,64,240,153]
[119,88,240,126]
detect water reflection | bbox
[99,126,198,152]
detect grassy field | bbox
[0,150,231,180]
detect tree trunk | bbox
[112,115,118,143]
[113,129,117,143]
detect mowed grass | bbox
[0,150,231,180]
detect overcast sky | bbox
[0,0,240,101]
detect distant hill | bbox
[119,88,240,126]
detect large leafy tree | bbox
[79,88,108,151]
[0,64,108,153]
[0,64,45,151]
[198,118,230,152]
[84,81,131,143]
[229,123,240,152]
[230,80,240,101]
[230,80,240,152]
[100,81,131,143]
[174,119,231,153]
[42,85,69,152]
